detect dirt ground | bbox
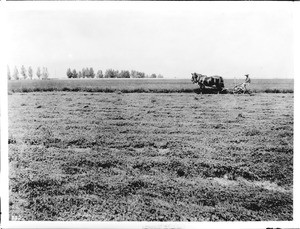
[8,92,293,221]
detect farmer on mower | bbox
[242,74,251,91]
[233,74,251,94]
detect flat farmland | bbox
[8,78,294,93]
[8,90,293,221]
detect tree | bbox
[21,65,27,80]
[7,66,11,80]
[130,70,145,78]
[78,71,83,78]
[13,67,19,80]
[105,69,119,78]
[150,73,157,78]
[119,70,130,78]
[130,70,137,78]
[89,68,95,78]
[82,68,88,78]
[86,67,91,78]
[138,72,145,78]
[96,70,103,78]
[42,67,49,79]
[72,69,78,78]
[157,74,164,78]
[28,67,33,80]
[36,67,42,79]
[67,68,73,78]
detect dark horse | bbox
[191,73,225,93]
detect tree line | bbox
[67,68,164,79]
[7,66,49,80]
[7,66,164,80]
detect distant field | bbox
[9,92,293,221]
[8,78,294,93]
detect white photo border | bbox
[1,1,299,228]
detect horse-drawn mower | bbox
[191,73,251,94]
[231,83,251,94]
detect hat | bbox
[245,74,249,77]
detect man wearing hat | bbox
[241,74,251,92]
[245,74,251,84]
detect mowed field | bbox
[8,79,293,221]
[8,78,294,93]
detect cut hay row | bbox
[8,79,294,94]
[8,87,294,94]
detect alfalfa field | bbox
[8,79,294,221]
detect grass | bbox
[8,78,294,94]
[9,92,293,221]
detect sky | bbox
[4,2,295,79]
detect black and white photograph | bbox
[1,1,299,228]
